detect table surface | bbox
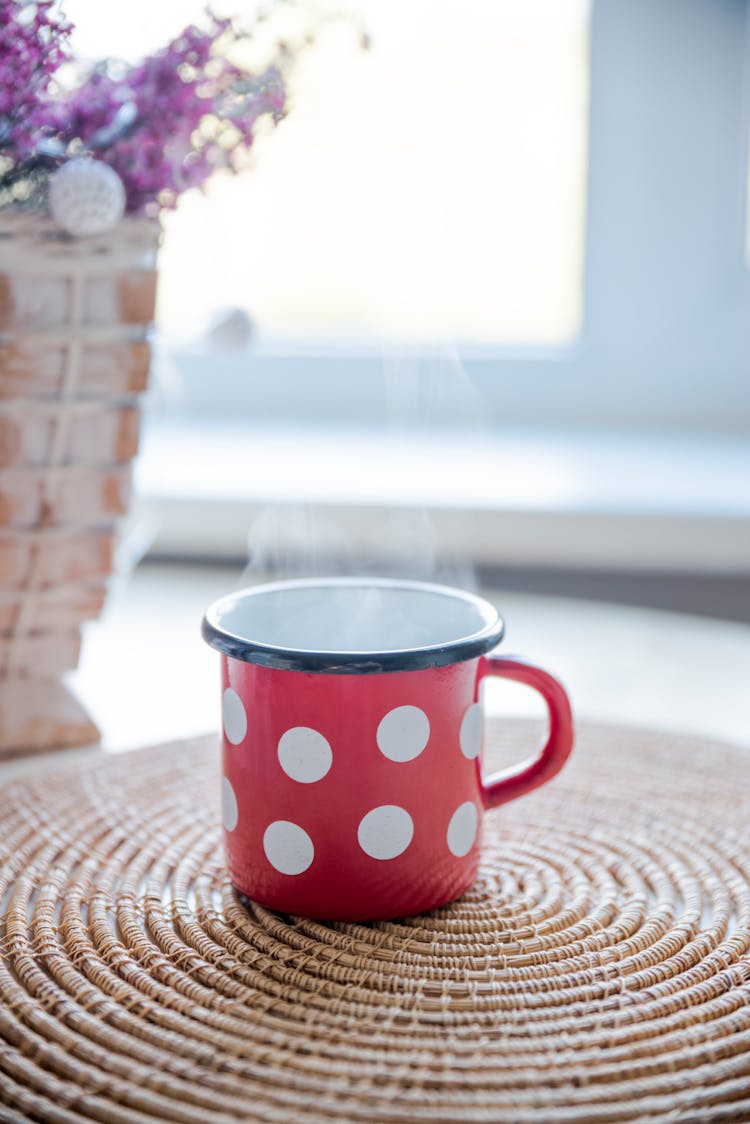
[3,562,749,782]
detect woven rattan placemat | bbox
[1,720,749,1123]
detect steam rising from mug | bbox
[240,345,491,591]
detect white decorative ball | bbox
[49,158,126,237]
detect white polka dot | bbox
[376,706,430,762]
[278,727,332,783]
[263,821,314,875]
[460,703,483,759]
[222,777,238,832]
[447,801,479,857]
[222,688,247,746]
[357,805,414,860]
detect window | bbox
[155,1,589,346]
[65,0,750,430]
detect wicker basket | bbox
[3,720,750,1122]
[0,211,160,754]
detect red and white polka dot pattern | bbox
[219,658,486,919]
[207,580,574,920]
[216,653,576,921]
[222,689,479,868]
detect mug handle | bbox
[478,655,574,809]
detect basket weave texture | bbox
[0,212,160,754]
[1,719,749,1123]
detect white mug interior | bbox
[209,578,498,655]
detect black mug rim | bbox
[201,577,504,674]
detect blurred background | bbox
[58,0,749,751]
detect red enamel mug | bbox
[202,577,574,921]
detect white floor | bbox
[65,562,750,754]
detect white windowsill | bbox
[133,422,750,572]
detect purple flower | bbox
[1,7,289,213]
[50,16,288,212]
[0,0,71,153]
